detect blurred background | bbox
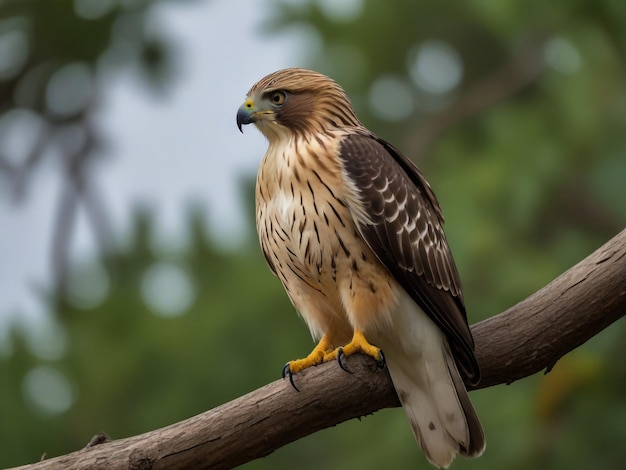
[0,0,625,469]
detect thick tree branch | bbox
[11,230,626,470]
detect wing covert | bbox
[339,133,480,384]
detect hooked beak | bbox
[236,104,254,133]
[236,97,276,133]
[236,98,261,133]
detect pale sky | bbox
[0,0,311,336]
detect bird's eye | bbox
[269,91,287,106]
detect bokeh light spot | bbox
[45,62,94,118]
[26,317,68,361]
[0,109,45,168]
[23,366,75,415]
[66,261,110,309]
[369,75,414,122]
[0,23,29,79]
[74,0,115,20]
[545,37,581,75]
[408,40,463,95]
[141,262,195,317]
[318,0,363,22]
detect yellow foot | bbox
[324,330,385,373]
[282,335,334,391]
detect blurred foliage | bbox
[1,0,626,469]
[0,0,183,291]
[0,207,299,465]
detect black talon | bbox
[282,363,300,392]
[376,349,386,369]
[337,347,352,374]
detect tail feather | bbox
[387,356,459,467]
[424,354,469,449]
[374,298,485,468]
[444,346,485,457]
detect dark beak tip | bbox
[236,107,253,134]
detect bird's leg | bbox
[282,334,335,391]
[284,334,334,372]
[324,330,385,372]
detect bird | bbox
[236,68,485,468]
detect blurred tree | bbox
[0,203,303,467]
[0,0,182,294]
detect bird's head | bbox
[236,68,361,142]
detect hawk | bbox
[237,68,485,468]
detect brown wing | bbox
[339,132,480,384]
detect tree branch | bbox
[11,230,626,470]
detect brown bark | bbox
[11,230,626,470]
